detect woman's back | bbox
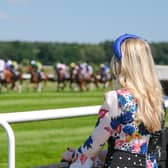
[62,34,163,168]
[107,89,158,167]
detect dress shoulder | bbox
[102,90,121,118]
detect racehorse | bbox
[0,69,23,92]
[27,65,48,92]
[55,66,69,91]
[69,65,89,91]
[93,70,113,89]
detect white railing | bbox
[0,105,101,168]
[0,119,15,168]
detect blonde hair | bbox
[111,38,164,132]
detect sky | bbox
[0,0,168,43]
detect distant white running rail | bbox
[0,105,101,168]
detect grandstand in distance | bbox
[155,65,168,80]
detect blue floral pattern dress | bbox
[70,89,158,168]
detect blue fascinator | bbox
[112,34,141,61]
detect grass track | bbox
[0,89,105,113]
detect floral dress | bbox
[70,89,158,168]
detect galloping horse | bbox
[27,64,48,92]
[90,70,112,90]
[55,66,69,91]
[0,69,23,92]
[69,64,90,91]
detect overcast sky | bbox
[0,0,168,43]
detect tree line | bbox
[0,40,168,65]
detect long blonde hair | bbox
[112,38,164,132]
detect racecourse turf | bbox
[0,86,106,168]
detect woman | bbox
[62,34,164,168]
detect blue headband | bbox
[112,34,141,61]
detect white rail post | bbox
[0,119,15,168]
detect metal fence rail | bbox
[0,105,101,168]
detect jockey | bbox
[70,62,78,73]
[69,62,79,80]
[86,64,93,76]
[36,61,43,72]
[30,60,41,79]
[100,63,110,82]
[70,62,76,69]
[6,60,13,70]
[0,59,5,80]
[0,59,5,72]
[56,62,67,75]
[56,62,66,71]
[100,63,110,75]
[12,60,20,77]
[36,61,45,80]
[80,62,94,80]
[79,62,88,79]
[12,60,19,71]
[30,60,37,71]
[5,59,18,80]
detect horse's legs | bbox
[79,80,86,91]
[0,81,2,92]
[57,81,60,91]
[37,82,42,92]
[17,78,23,93]
[33,82,38,91]
[10,80,16,90]
[94,79,100,89]
[69,80,74,91]
[57,81,64,91]
[18,83,22,93]
[61,79,66,91]
[3,81,8,92]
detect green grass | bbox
[0,86,106,168]
[0,116,98,168]
[0,89,104,113]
